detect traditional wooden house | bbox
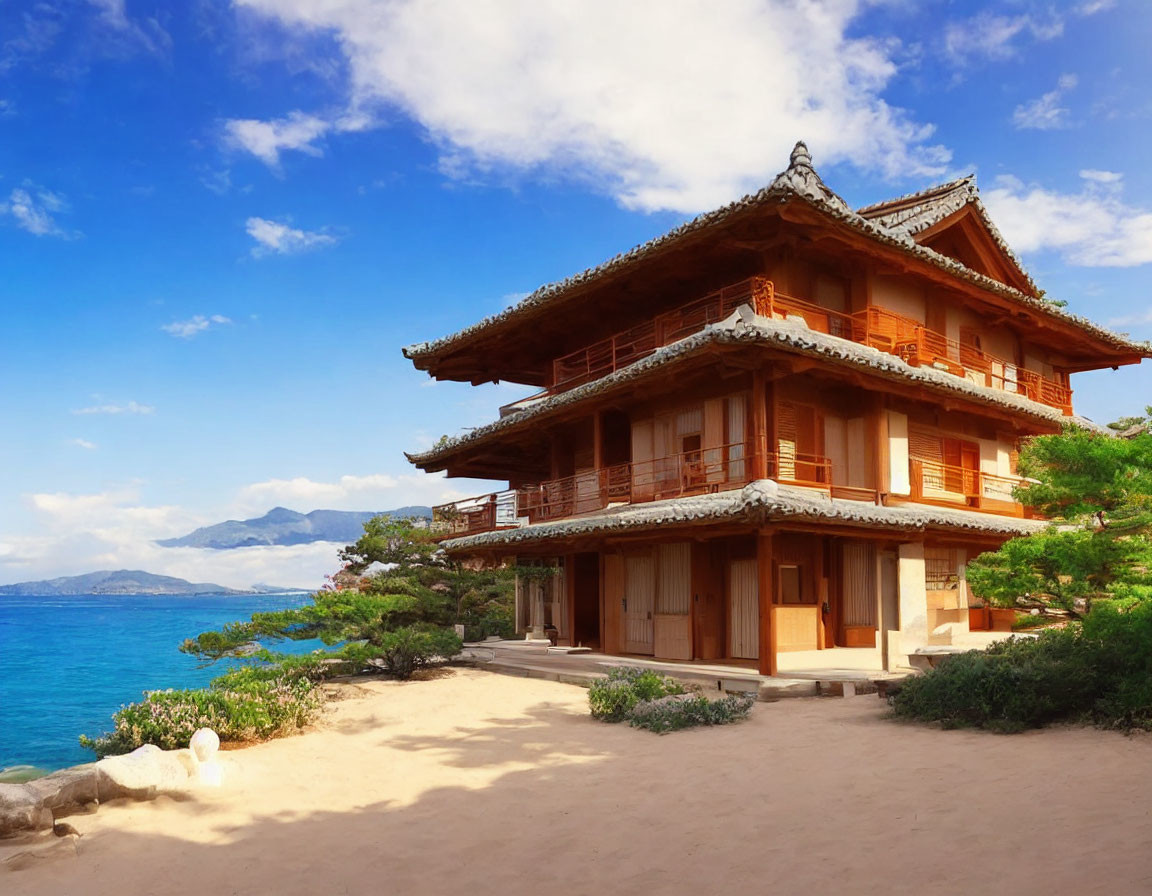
[403,143,1149,674]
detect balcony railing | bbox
[550,279,772,393]
[432,450,1030,539]
[518,441,756,524]
[909,458,1025,517]
[432,490,520,537]
[541,276,1073,414]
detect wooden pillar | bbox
[565,553,577,647]
[875,395,889,501]
[593,410,603,472]
[751,367,770,480]
[757,531,777,676]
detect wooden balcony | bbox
[432,490,521,537]
[908,458,1025,517]
[550,278,772,393]
[516,446,873,525]
[544,276,1073,415]
[431,448,1029,539]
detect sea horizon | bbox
[0,591,318,774]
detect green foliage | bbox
[890,602,1152,732]
[1011,613,1055,631]
[1107,405,1152,432]
[374,625,463,679]
[181,517,512,675]
[967,428,1152,613]
[80,676,324,757]
[588,667,686,722]
[967,526,1152,611]
[627,692,755,733]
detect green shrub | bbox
[375,625,462,679]
[588,667,686,722]
[80,676,324,757]
[1011,613,1055,631]
[628,692,755,733]
[890,601,1152,732]
[462,605,515,641]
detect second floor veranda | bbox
[432,442,1030,539]
[516,276,1073,416]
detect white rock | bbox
[95,745,191,799]
[189,728,219,762]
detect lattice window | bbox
[925,548,959,590]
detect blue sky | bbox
[1,0,1150,588]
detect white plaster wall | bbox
[887,410,910,496]
[898,542,928,655]
[979,439,999,475]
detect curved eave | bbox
[403,185,1151,378]
[405,311,1083,473]
[436,481,1045,554]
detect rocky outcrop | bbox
[1,730,223,839]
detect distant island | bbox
[157,506,431,550]
[0,570,307,597]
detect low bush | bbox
[374,625,463,679]
[628,692,756,733]
[1011,613,1056,631]
[890,601,1152,732]
[588,667,685,722]
[80,676,324,757]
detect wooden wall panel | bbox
[654,615,692,660]
[776,606,820,651]
[728,557,759,659]
[624,554,655,655]
[692,542,725,661]
[603,552,624,654]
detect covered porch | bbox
[458,639,898,701]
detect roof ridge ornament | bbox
[770,141,852,214]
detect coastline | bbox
[0,592,317,773]
[5,668,1152,893]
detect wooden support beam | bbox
[757,531,777,676]
[751,366,770,480]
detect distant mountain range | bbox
[157,506,431,550]
[0,569,304,597]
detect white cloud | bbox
[161,314,232,339]
[3,486,336,590]
[1,185,71,237]
[1080,169,1123,185]
[224,111,329,167]
[72,399,155,416]
[245,216,338,256]
[223,109,371,169]
[944,12,1062,65]
[236,0,951,214]
[983,172,1152,267]
[233,471,471,515]
[87,0,171,57]
[1012,74,1078,130]
[71,438,97,450]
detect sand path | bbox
[5,668,1151,895]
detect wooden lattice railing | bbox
[542,276,1073,414]
[432,490,520,537]
[909,458,1025,517]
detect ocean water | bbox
[0,592,319,773]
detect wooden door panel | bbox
[624,554,655,655]
[692,542,724,660]
[728,557,759,659]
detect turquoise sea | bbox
[0,592,318,773]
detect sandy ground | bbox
[4,667,1152,896]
